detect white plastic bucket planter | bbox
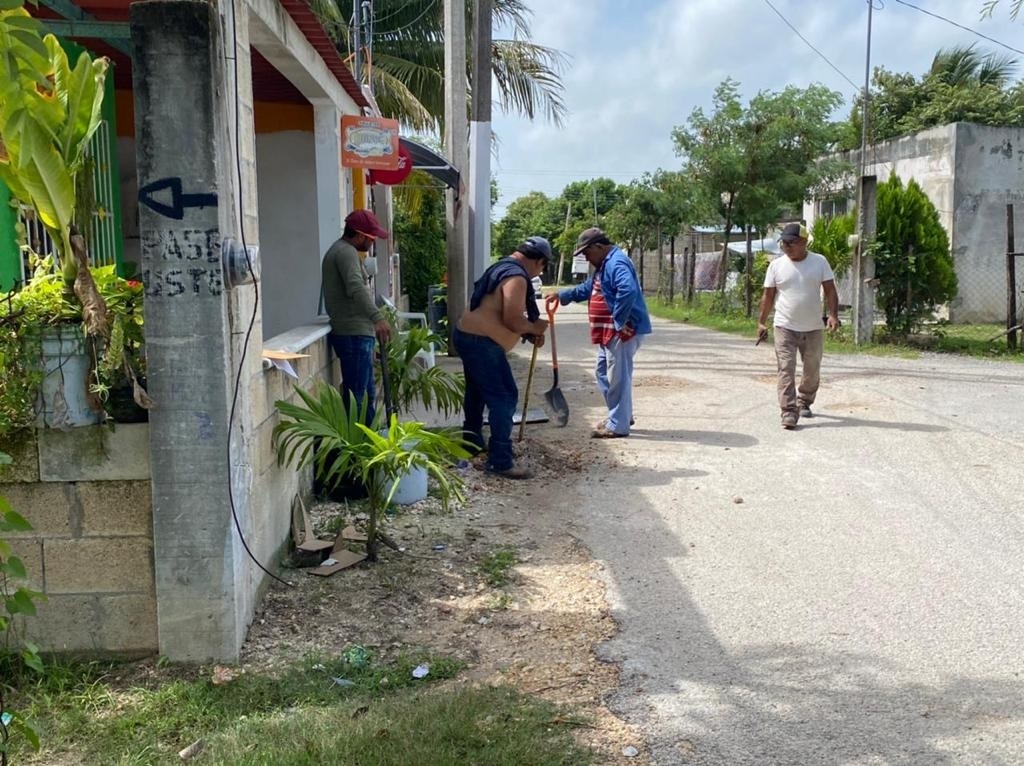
[36,325,102,428]
[379,428,430,505]
[390,464,428,505]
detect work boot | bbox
[486,465,532,480]
[781,412,798,430]
[799,402,813,418]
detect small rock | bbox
[732,496,744,504]
[623,745,639,757]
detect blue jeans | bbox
[453,328,517,472]
[595,335,641,435]
[329,334,377,425]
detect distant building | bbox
[806,122,1024,323]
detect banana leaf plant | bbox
[273,384,471,561]
[0,7,110,337]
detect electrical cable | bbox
[760,0,859,91]
[226,2,293,588]
[890,0,1024,56]
[371,0,440,37]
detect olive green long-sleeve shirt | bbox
[321,237,383,336]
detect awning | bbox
[399,137,460,196]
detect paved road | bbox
[530,302,1024,765]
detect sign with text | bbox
[341,115,400,170]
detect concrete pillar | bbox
[854,175,877,344]
[130,0,244,661]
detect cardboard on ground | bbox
[308,549,366,576]
[290,495,333,554]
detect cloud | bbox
[491,0,1017,216]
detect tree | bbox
[308,0,567,131]
[491,191,562,260]
[872,174,957,337]
[673,79,847,295]
[393,171,446,313]
[841,45,1024,149]
[981,0,1024,19]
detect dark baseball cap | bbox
[345,209,389,239]
[779,223,809,242]
[574,227,608,256]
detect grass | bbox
[648,294,1024,362]
[1,650,595,765]
[478,546,518,588]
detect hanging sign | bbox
[369,145,413,186]
[341,115,400,170]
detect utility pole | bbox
[444,0,469,339]
[852,0,875,344]
[468,0,492,281]
[352,0,362,82]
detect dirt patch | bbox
[240,436,648,763]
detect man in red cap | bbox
[322,208,392,423]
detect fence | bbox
[634,215,1024,355]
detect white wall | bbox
[806,123,1024,323]
[255,131,321,338]
[951,124,1024,323]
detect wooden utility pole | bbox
[469,0,492,281]
[444,0,468,342]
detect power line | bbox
[372,0,441,37]
[890,0,1024,56]
[760,0,860,90]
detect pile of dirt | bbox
[241,436,648,762]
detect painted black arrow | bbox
[138,177,218,220]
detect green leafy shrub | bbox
[873,174,957,336]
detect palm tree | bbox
[307,0,567,131]
[928,45,1017,89]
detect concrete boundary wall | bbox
[0,425,156,655]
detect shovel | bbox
[544,304,570,427]
[517,341,540,442]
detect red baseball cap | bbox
[345,209,389,239]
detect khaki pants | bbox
[774,327,823,416]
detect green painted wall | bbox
[0,182,20,292]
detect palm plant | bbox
[307,0,567,131]
[379,317,464,419]
[274,385,470,560]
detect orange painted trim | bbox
[254,102,314,133]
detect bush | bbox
[873,174,957,336]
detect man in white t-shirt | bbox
[757,223,840,429]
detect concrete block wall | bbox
[245,325,336,591]
[0,425,156,655]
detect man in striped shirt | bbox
[547,228,652,438]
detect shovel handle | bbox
[546,304,559,382]
[518,341,540,442]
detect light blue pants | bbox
[595,335,641,435]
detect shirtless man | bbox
[453,237,551,479]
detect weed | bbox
[479,546,518,588]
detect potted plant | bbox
[378,321,463,420]
[0,8,140,437]
[273,385,470,561]
[89,265,149,423]
[0,257,149,439]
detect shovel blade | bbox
[544,387,570,427]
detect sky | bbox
[489,0,1024,218]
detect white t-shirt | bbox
[764,251,835,332]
